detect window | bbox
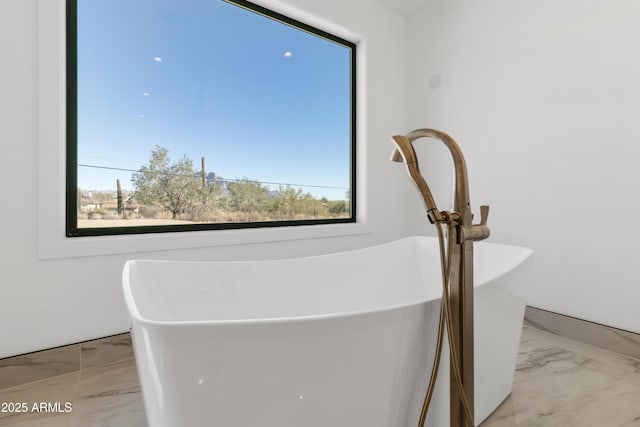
[66,0,356,237]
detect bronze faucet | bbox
[391,128,490,427]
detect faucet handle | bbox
[480,205,490,226]
[461,205,491,242]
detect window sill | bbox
[38,222,372,260]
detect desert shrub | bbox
[139,205,165,219]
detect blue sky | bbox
[76,0,352,200]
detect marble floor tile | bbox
[0,345,80,391]
[520,329,640,391]
[481,325,640,427]
[0,372,78,426]
[68,358,146,427]
[80,334,133,370]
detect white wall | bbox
[407,0,640,333]
[0,0,410,358]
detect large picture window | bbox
[66,0,356,237]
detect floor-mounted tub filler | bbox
[122,129,533,427]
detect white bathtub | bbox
[123,236,532,427]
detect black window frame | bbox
[65,0,357,237]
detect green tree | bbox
[328,200,348,215]
[227,178,269,214]
[298,191,317,216]
[268,186,322,218]
[131,146,200,219]
[269,185,302,217]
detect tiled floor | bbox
[1,326,639,426]
[482,325,640,426]
[0,357,145,427]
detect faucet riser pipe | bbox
[449,239,475,426]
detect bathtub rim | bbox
[122,236,533,328]
[124,280,435,328]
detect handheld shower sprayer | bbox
[390,134,442,224]
[391,129,490,427]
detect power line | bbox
[77,163,349,191]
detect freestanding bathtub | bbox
[123,236,532,427]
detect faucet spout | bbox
[392,128,472,226]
